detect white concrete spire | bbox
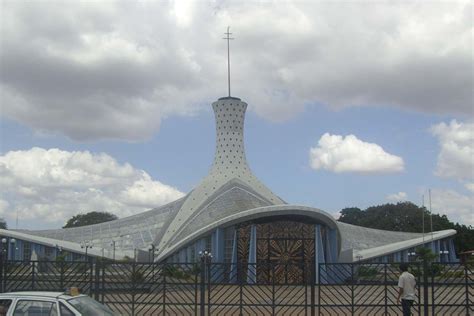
[157,97,284,252]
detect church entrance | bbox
[236,218,316,284]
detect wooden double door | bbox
[237,220,315,284]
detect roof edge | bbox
[353,229,457,261]
[158,204,340,260]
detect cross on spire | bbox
[223,26,234,97]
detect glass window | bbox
[0,299,12,316]
[59,303,75,316]
[67,296,114,316]
[13,300,57,316]
[23,242,31,261]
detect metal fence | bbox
[1,260,472,315]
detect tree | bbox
[63,211,118,228]
[338,202,474,254]
[0,218,7,229]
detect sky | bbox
[0,1,472,230]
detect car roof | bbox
[0,291,85,300]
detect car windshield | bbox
[67,296,114,316]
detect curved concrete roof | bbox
[158,204,341,260]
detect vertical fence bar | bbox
[88,261,93,297]
[423,259,429,316]
[271,263,275,316]
[200,259,206,316]
[31,262,35,290]
[239,262,243,316]
[195,263,198,316]
[384,263,388,316]
[100,262,106,304]
[465,263,470,315]
[317,263,321,316]
[431,263,435,316]
[207,261,211,316]
[60,261,64,291]
[162,264,166,316]
[417,262,421,315]
[131,262,136,316]
[310,260,315,316]
[94,261,100,301]
[351,264,354,316]
[0,258,3,293]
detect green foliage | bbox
[0,218,7,229]
[163,265,194,280]
[55,253,67,262]
[130,270,145,283]
[355,266,378,279]
[338,202,474,253]
[415,247,437,262]
[63,211,118,228]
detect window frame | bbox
[12,298,59,316]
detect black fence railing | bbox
[1,260,472,315]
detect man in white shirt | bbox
[397,263,416,316]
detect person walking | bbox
[397,263,416,316]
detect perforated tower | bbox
[156,96,284,257]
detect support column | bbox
[230,230,238,283]
[315,225,326,284]
[247,225,257,284]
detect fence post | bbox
[131,262,135,316]
[272,263,275,316]
[318,263,321,316]
[0,257,3,293]
[422,259,429,316]
[384,264,388,316]
[311,261,315,316]
[207,260,211,315]
[351,263,354,316]
[31,262,36,290]
[60,261,64,291]
[239,262,243,316]
[94,261,100,301]
[200,257,206,316]
[162,264,166,316]
[465,263,470,315]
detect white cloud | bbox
[0,148,184,226]
[430,188,473,226]
[309,133,404,174]
[386,192,408,202]
[0,1,471,141]
[431,120,474,182]
[465,183,474,194]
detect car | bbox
[0,290,115,316]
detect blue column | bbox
[394,251,401,262]
[178,248,186,263]
[15,240,23,261]
[247,225,257,284]
[186,246,193,263]
[211,228,225,282]
[315,225,326,284]
[230,230,238,283]
[434,240,440,262]
[326,228,338,263]
[448,239,457,262]
[402,250,408,262]
[195,238,206,255]
[212,228,225,263]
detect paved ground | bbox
[98,284,471,315]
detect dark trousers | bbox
[401,299,414,316]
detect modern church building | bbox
[0,95,457,273]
